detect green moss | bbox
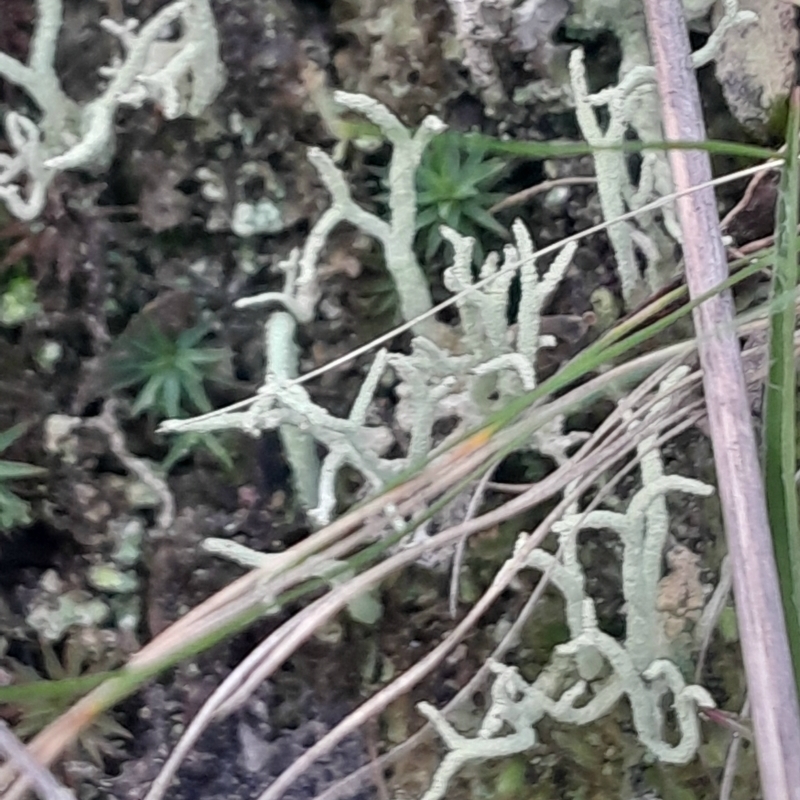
[108,320,224,420]
[414,131,511,265]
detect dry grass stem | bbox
[0,723,74,800]
[644,1,800,797]
[449,461,501,617]
[489,176,598,213]
[694,554,732,682]
[719,696,750,800]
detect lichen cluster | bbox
[0,0,225,220]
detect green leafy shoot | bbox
[0,422,45,531]
[415,131,510,264]
[108,321,224,420]
[763,84,800,693]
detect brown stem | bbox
[642,2,800,799]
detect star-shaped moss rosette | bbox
[6,636,129,765]
[414,131,510,264]
[108,320,224,420]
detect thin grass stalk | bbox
[644,2,800,798]
[763,84,800,691]
[719,697,750,800]
[0,722,73,800]
[475,134,777,163]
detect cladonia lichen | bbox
[0,2,727,787]
[0,0,225,220]
[161,93,577,526]
[417,368,715,800]
[568,0,756,303]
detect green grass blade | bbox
[763,84,800,691]
[0,671,116,705]
[0,422,30,454]
[470,134,778,163]
[0,460,46,480]
[339,118,778,163]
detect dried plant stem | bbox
[644,2,800,798]
[720,696,750,800]
[449,461,500,617]
[0,723,74,800]
[488,176,598,213]
[694,554,733,682]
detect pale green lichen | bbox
[302,92,444,333]
[417,368,715,800]
[161,95,575,525]
[201,538,383,624]
[568,0,756,304]
[231,200,284,237]
[26,577,109,643]
[0,0,225,220]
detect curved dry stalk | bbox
[719,696,750,800]
[449,460,501,617]
[694,554,732,682]
[488,176,598,213]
